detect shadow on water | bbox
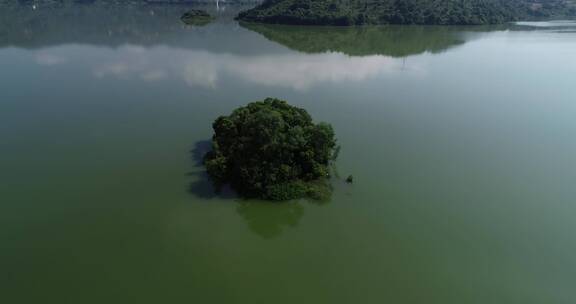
[190,140,211,167]
[187,140,237,200]
[187,139,336,239]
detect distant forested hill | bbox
[0,3,256,49]
[237,0,576,25]
[1,0,260,4]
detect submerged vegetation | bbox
[180,9,214,26]
[237,0,576,26]
[204,98,338,201]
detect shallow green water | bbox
[2,4,576,304]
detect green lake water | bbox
[1,3,576,304]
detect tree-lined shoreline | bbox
[237,0,576,25]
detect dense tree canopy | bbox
[204,98,338,201]
[237,0,576,25]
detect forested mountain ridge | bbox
[0,0,260,4]
[237,0,576,25]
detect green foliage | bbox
[237,0,576,26]
[180,9,214,26]
[204,98,338,201]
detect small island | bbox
[181,9,214,26]
[237,0,576,26]
[204,98,338,201]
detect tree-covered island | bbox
[180,9,214,26]
[204,98,338,201]
[237,0,576,25]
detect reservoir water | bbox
[1,3,576,303]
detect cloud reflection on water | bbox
[35,52,67,66]
[35,45,423,91]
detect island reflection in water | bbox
[0,3,507,91]
[240,23,506,57]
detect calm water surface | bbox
[1,4,576,304]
